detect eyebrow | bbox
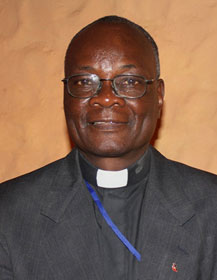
[78,66,94,71]
[77,64,137,71]
[119,64,137,69]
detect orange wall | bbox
[0,0,216,182]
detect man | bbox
[0,16,217,280]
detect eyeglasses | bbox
[62,73,158,99]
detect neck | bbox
[79,145,150,171]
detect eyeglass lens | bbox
[67,74,147,98]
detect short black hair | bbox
[65,15,160,78]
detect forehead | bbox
[65,22,156,76]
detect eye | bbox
[75,78,93,86]
[122,78,139,86]
[117,76,144,88]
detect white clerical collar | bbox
[96,168,128,188]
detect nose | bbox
[88,80,125,108]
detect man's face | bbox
[64,22,164,168]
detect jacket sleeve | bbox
[0,233,13,280]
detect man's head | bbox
[63,16,164,170]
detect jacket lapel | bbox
[138,147,201,279]
[39,150,103,280]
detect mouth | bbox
[90,120,126,124]
[88,120,129,130]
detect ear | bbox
[156,79,165,118]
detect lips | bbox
[88,119,129,130]
[89,120,127,125]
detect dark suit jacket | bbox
[0,146,217,280]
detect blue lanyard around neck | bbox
[85,180,141,262]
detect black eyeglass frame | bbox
[62,73,159,99]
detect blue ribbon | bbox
[85,180,141,261]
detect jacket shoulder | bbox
[0,149,77,209]
[151,146,217,198]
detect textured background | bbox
[0,0,217,182]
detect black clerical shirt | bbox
[79,149,151,280]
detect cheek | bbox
[129,98,160,138]
[64,96,88,134]
[130,96,159,122]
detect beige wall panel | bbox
[0,0,216,182]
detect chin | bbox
[81,142,129,158]
[93,149,126,158]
